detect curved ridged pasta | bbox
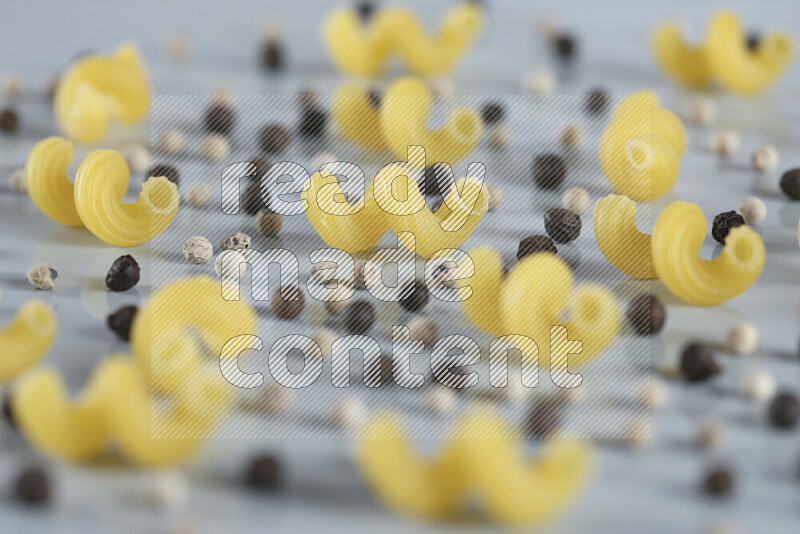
[380,77,483,165]
[73,150,180,246]
[593,194,656,279]
[54,43,150,145]
[358,410,591,527]
[323,2,483,77]
[372,164,489,257]
[706,12,793,96]
[458,248,621,367]
[331,83,387,151]
[652,23,711,89]
[651,202,765,306]
[302,171,389,253]
[24,137,82,227]
[11,277,256,466]
[599,91,685,202]
[0,301,57,382]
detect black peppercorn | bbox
[746,32,760,51]
[105,255,140,292]
[365,354,395,387]
[107,305,138,342]
[250,156,270,180]
[544,208,582,243]
[626,295,666,336]
[204,103,236,135]
[517,235,557,261]
[13,467,51,506]
[768,392,800,429]
[702,466,734,497]
[343,300,375,335]
[298,89,319,111]
[259,124,291,153]
[585,88,609,114]
[0,108,19,133]
[245,455,281,490]
[298,107,328,138]
[260,41,284,71]
[680,342,721,382]
[242,181,269,215]
[711,211,746,245]
[271,286,305,320]
[532,154,566,189]
[356,1,375,22]
[149,164,180,185]
[367,91,381,109]
[420,163,450,197]
[2,392,16,430]
[524,396,563,439]
[552,33,577,61]
[480,102,505,125]
[399,280,429,312]
[779,169,800,200]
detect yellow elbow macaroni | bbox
[599,91,685,202]
[651,201,765,306]
[0,301,57,382]
[54,43,150,145]
[24,137,83,227]
[358,410,591,527]
[73,150,180,246]
[323,2,482,77]
[653,12,792,95]
[593,194,656,279]
[331,83,387,151]
[458,248,621,367]
[380,77,482,165]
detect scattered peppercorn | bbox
[738,197,767,224]
[106,255,140,291]
[241,181,269,214]
[298,107,328,138]
[779,169,800,200]
[251,156,271,180]
[107,305,138,342]
[27,263,58,290]
[746,32,760,51]
[367,91,381,108]
[552,33,577,61]
[185,184,212,208]
[221,232,252,256]
[298,89,319,111]
[259,124,291,153]
[680,342,721,382]
[532,154,566,189]
[544,208,582,243]
[585,88,609,114]
[524,396,562,438]
[711,211,746,245]
[399,280,429,312]
[752,145,779,172]
[561,186,591,215]
[158,129,186,155]
[356,1,375,21]
[407,316,439,346]
[245,455,281,490]
[517,235,557,261]
[703,466,734,498]
[343,300,376,335]
[13,467,51,506]
[271,286,305,319]
[149,164,180,184]
[204,103,236,135]
[2,392,16,429]
[256,209,283,237]
[0,108,19,133]
[200,133,230,161]
[626,295,666,336]
[183,236,214,264]
[768,392,799,429]
[419,163,450,197]
[260,40,284,71]
[480,101,505,125]
[373,354,395,386]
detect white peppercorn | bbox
[425,386,456,415]
[221,232,251,256]
[430,76,456,97]
[406,316,439,346]
[120,142,151,173]
[696,418,724,449]
[8,168,25,193]
[2,75,22,97]
[167,36,191,60]
[487,124,511,149]
[259,382,293,414]
[485,184,503,211]
[711,129,741,156]
[638,377,668,409]
[726,321,759,354]
[752,145,779,172]
[522,70,556,94]
[185,184,212,208]
[147,471,188,510]
[322,287,349,315]
[159,129,186,155]
[27,263,58,290]
[255,210,282,237]
[741,369,776,401]
[311,327,338,358]
[559,125,581,148]
[183,236,213,264]
[214,250,246,276]
[200,133,230,161]
[330,397,366,430]
[686,96,717,126]
[311,151,338,174]
[737,197,766,224]
[624,417,651,449]
[561,187,591,215]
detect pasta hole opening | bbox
[143,177,179,214]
